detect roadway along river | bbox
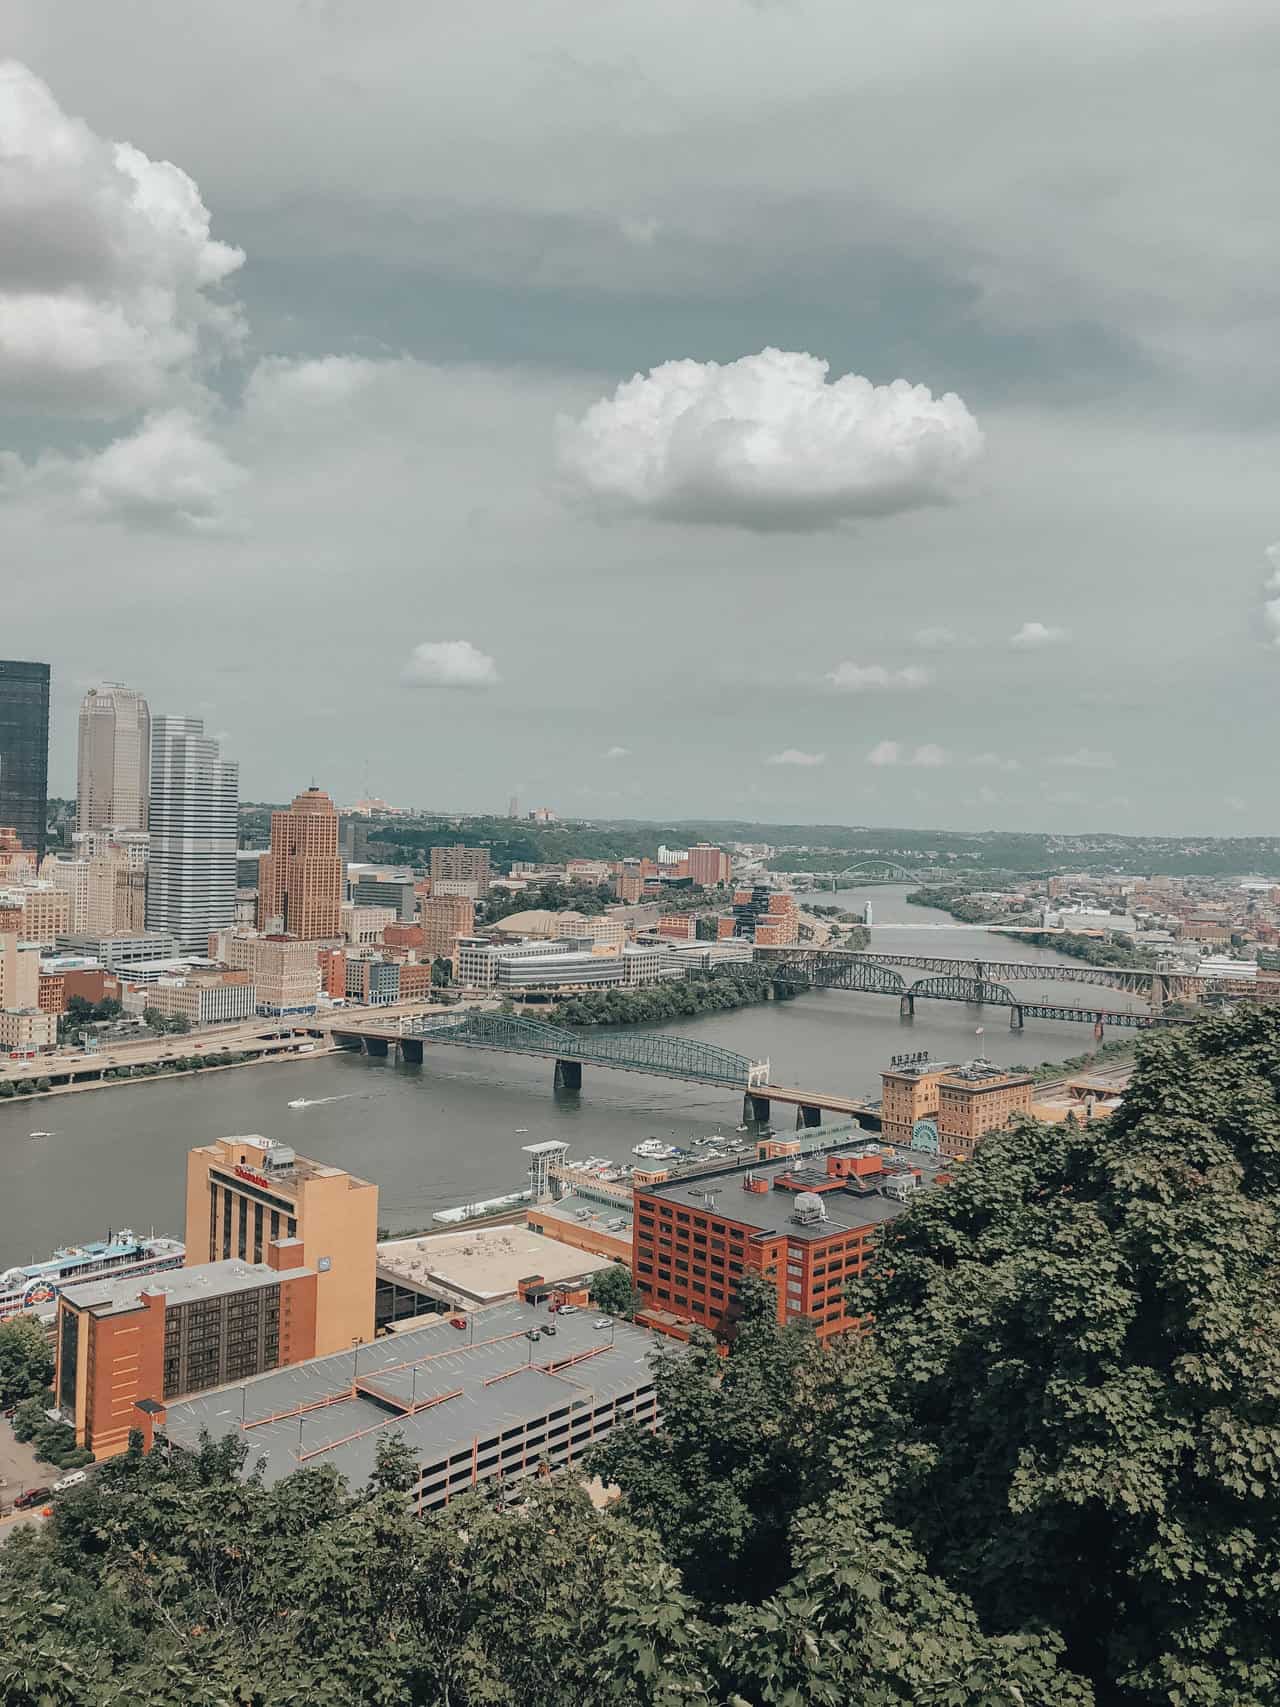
[0,886,1140,1262]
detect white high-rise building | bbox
[76,683,151,834]
[145,717,239,953]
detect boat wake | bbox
[287,1094,362,1110]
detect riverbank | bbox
[0,1041,340,1103]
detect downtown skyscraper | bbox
[0,659,50,859]
[76,682,151,834]
[145,717,239,953]
[257,786,343,940]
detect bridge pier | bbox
[553,1059,582,1092]
[899,993,914,1018]
[1093,1015,1105,1041]
[365,1036,389,1057]
[794,1103,823,1129]
[1009,1006,1024,1031]
[399,1037,423,1064]
[743,1092,772,1125]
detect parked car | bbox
[542,1322,556,1336]
[593,1318,612,1330]
[449,1316,467,1330]
[525,1328,541,1341]
[557,1304,579,1315]
[53,1470,88,1493]
[14,1486,51,1509]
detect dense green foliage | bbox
[475,880,613,925]
[1020,928,1157,969]
[555,965,790,1027]
[1010,1035,1134,1083]
[141,1007,192,1035]
[906,883,1007,922]
[11,1393,92,1471]
[589,1262,640,1318]
[0,1317,54,1410]
[8,1010,1280,1703]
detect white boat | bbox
[287,1099,309,1109]
[633,1139,677,1160]
[28,1131,56,1139]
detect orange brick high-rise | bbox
[257,786,343,939]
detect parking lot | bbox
[0,1415,54,1516]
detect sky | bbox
[2,2,1278,834]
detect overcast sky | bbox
[3,3,1278,833]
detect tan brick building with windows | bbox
[185,1136,377,1357]
[257,787,344,940]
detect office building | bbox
[341,902,394,944]
[140,971,257,1028]
[55,1249,317,1459]
[0,929,40,1013]
[632,1134,949,1344]
[0,661,50,860]
[56,929,180,969]
[146,718,239,954]
[753,893,799,947]
[429,844,491,895]
[879,1056,1034,1158]
[152,1301,659,1507]
[1,881,70,948]
[185,1136,378,1357]
[344,954,400,1004]
[213,932,322,1016]
[350,872,416,922]
[76,683,150,834]
[688,843,732,887]
[257,787,343,940]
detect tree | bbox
[836,1004,1280,1705]
[590,1262,639,1318]
[430,955,452,986]
[0,1317,54,1408]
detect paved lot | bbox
[0,1415,54,1514]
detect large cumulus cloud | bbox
[556,347,982,531]
[0,60,243,415]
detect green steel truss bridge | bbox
[750,950,1199,1032]
[347,1009,770,1091]
[758,947,1208,1005]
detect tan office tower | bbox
[76,684,151,834]
[257,787,343,939]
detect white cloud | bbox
[913,625,965,651]
[1009,620,1070,650]
[971,751,1019,772]
[0,61,244,416]
[1053,747,1117,770]
[823,661,932,693]
[78,408,244,530]
[866,740,947,768]
[400,640,500,689]
[556,347,983,531]
[766,748,826,767]
[604,744,630,759]
[1261,543,1280,648]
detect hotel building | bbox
[184,1136,378,1356]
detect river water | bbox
[0,887,1138,1263]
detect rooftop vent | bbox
[791,1191,828,1226]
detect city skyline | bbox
[3,15,1279,837]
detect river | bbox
[0,887,1137,1263]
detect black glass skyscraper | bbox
[0,660,51,859]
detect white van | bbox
[53,1469,88,1493]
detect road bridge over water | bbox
[755,946,1209,1010]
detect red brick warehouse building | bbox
[631,1136,950,1343]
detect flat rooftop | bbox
[534,1196,633,1242]
[377,1225,611,1305]
[642,1141,949,1242]
[62,1258,307,1319]
[199,1135,373,1190]
[162,1300,658,1490]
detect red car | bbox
[449,1316,467,1330]
[14,1486,51,1510]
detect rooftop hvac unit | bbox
[791,1191,828,1226]
[262,1143,296,1171]
[882,1174,918,1203]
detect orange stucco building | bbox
[185,1136,377,1356]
